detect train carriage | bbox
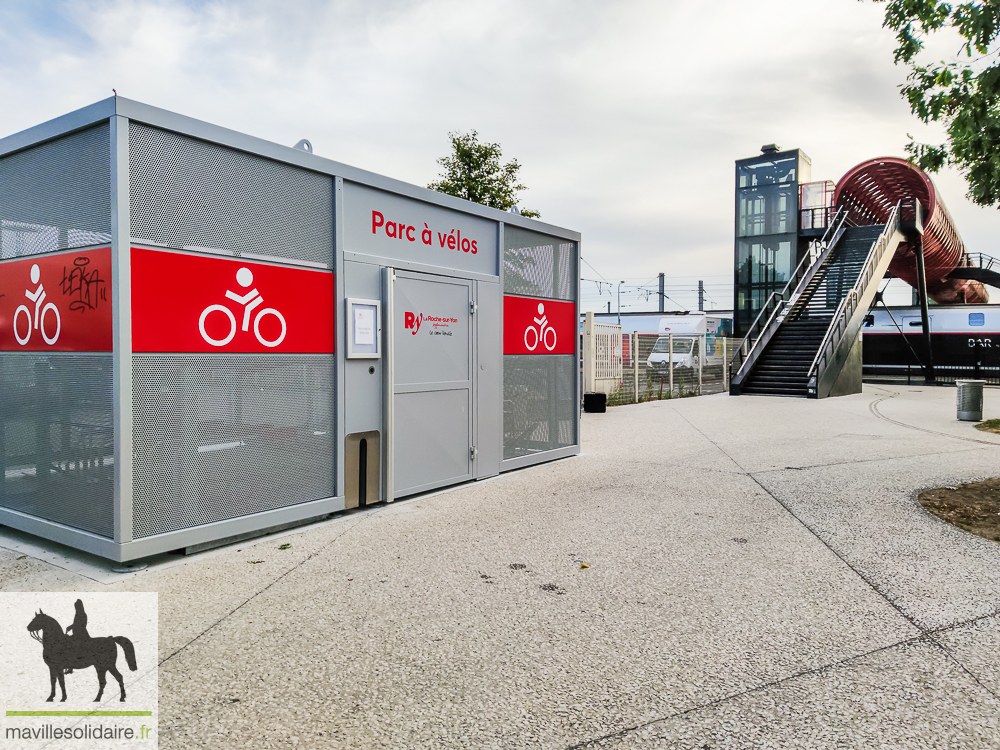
[862,304,1000,382]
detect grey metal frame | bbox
[381,267,395,503]
[0,96,581,561]
[497,224,582,474]
[334,176,347,502]
[110,114,133,545]
[345,298,381,359]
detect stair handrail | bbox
[806,201,903,388]
[729,206,849,381]
[964,252,1000,273]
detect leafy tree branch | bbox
[876,0,1000,206]
[428,130,540,218]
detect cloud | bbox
[0,0,996,313]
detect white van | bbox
[646,314,732,372]
[648,335,700,372]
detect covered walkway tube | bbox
[834,157,987,305]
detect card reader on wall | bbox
[346,298,381,359]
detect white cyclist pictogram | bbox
[524,302,557,352]
[13,263,60,346]
[199,267,287,348]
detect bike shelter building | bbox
[0,97,581,562]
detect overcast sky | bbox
[1,0,994,311]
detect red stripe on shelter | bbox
[503,295,575,355]
[131,248,335,354]
[0,248,113,352]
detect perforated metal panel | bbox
[131,354,335,538]
[503,355,576,459]
[503,226,576,301]
[0,125,112,258]
[0,353,114,537]
[129,123,334,267]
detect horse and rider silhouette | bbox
[26,600,137,703]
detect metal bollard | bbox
[956,380,985,421]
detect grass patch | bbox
[975,419,1000,435]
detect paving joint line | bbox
[567,606,1000,749]
[564,631,936,749]
[153,453,580,667]
[751,445,990,475]
[672,409,925,631]
[157,514,372,667]
[673,405,1000,708]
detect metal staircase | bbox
[730,203,906,398]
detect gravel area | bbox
[2,384,999,748]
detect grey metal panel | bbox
[394,389,470,494]
[502,354,577,460]
[0,505,121,560]
[0,124,111,258]
[335,176,347,500]
[111,115,133,544]
[503,226,577,301]
[343,182,498,276]
[0,98,116,159]
[500,444,579,473]
[112,97,580,242]
[475,280,501,479]
[0,353,114,537]
[344,261,383,435]
[0,97,579,242]
[129,122,334,267]
[117,494,346,562]
[2,482,345,562]
[391,271,472,497]
[498,222,506,474]
[131,354,335,538]
[381,268,395,502]
[344,252,498,283]
[393,273,472,385]
[575,240,582,442]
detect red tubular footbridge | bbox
[834,157,988,304]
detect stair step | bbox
[754,360,812,373]
[742,387,809,397]
[745,376,811,385]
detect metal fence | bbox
[606,334,733,406]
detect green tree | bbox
[428,130,540,218]
[877,1,1000,206]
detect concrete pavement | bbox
[2,384,999,748]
